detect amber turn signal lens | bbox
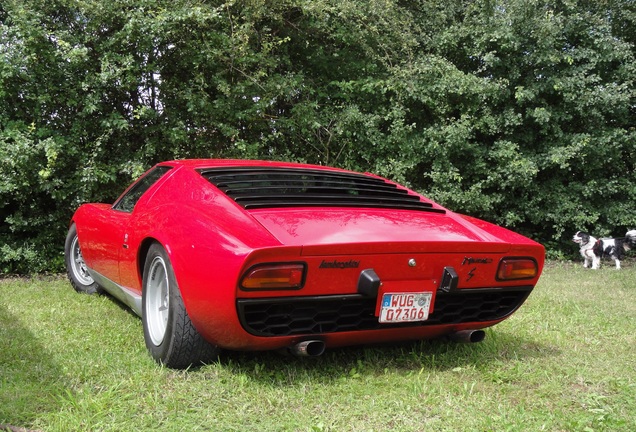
[240,264,305,290]
[496,258,538,281]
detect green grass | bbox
[1,262,635,431]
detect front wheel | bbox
[142,243,219,368]
[64,224,102,294]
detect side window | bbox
[112,166,172,212]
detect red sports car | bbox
[65,159,544,368]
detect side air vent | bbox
[199,167,445,213]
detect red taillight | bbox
[497,258,538,281]
[240,263,305,290]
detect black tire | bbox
[64,223,102,294]
[142,243,219,368]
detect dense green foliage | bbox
[1,0,635,273]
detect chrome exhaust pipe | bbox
[448,330,486,343]
[290,340,326,357]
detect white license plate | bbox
[379,292,432,323]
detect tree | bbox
[1,0,635,273]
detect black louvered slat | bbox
[203,167,385,182]
[241,201,441,211]
[223,184,412,197]
[219,180,403,193]
[235,195,439,212]
[199,166,445,213]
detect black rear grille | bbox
[237,287,533,337]
[199,167,444,212]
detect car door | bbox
[79,207,130,284]
[111,165,174,291]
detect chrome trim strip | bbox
[88,269,142,316]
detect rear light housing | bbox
[240,263,306,290]
[496,258,538,281]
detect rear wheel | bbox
[142,243,219,368]
[64,224,102,294]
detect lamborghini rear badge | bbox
[319,259,360,269]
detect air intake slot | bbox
[199,167,445,213]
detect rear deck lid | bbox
[198,165,511,253]
[250,208,511,255]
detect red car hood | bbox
[249,208,515,255]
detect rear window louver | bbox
[198,167,445,213]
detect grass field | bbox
[1,262,635,431]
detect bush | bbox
[1,0,635,273]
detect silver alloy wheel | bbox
[146,256,170,346]
[70,235,95,286]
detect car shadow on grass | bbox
[210,328,559,385]
[0,303,69,430]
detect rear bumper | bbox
[237,285,533,337]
